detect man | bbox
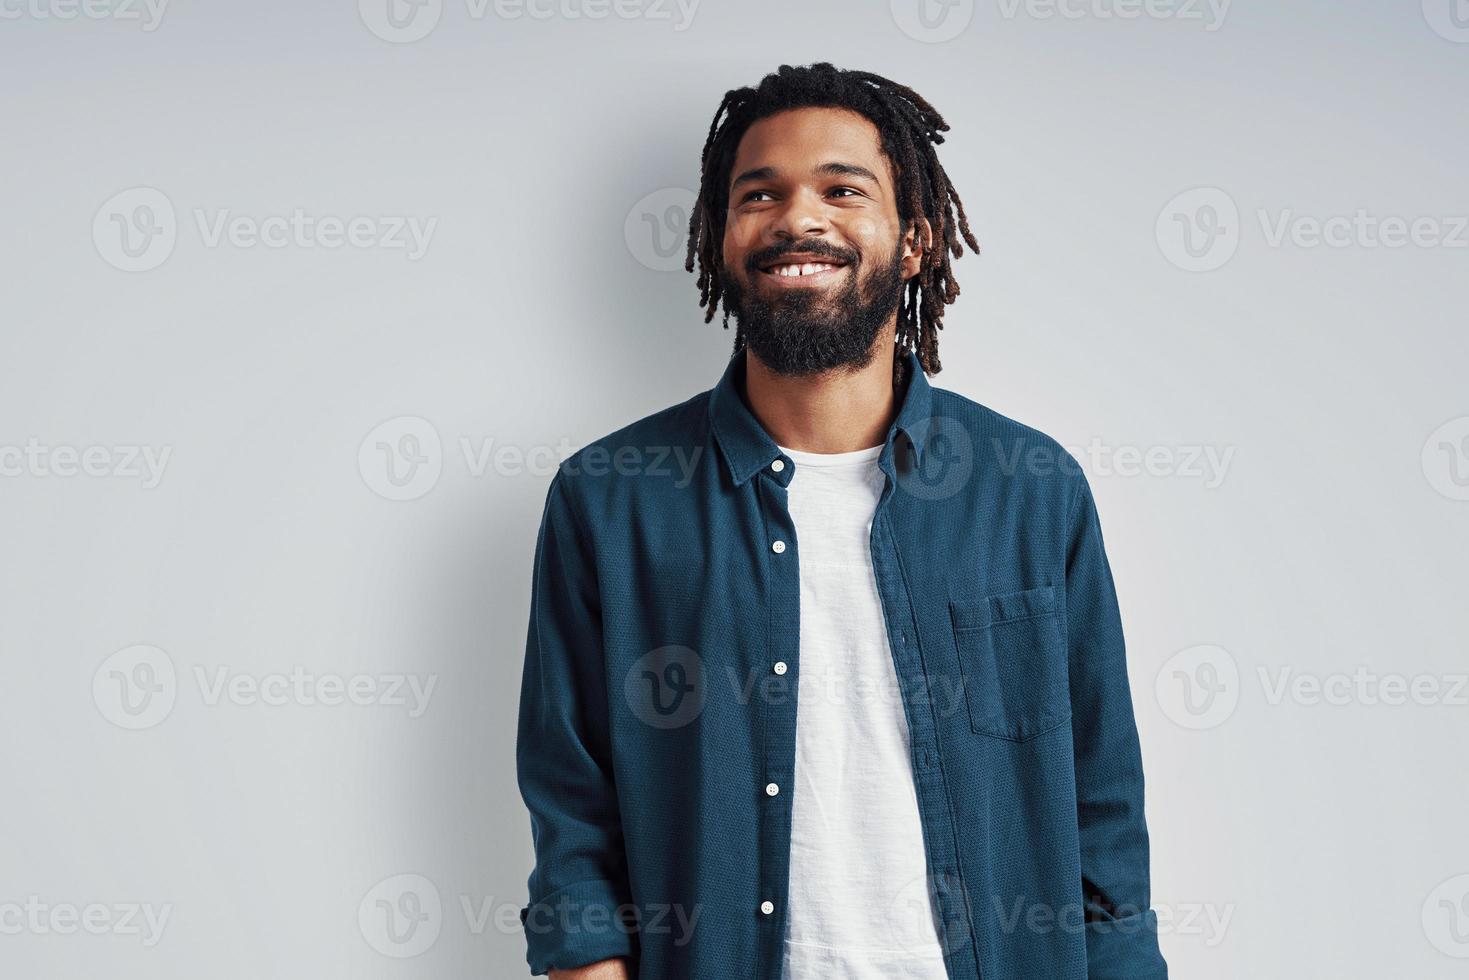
[516,62,1167,980]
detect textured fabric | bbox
[516,349,1168,979]
[772,442,948,980]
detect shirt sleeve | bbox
[1063,472,1169,979]
[516,470,636,975]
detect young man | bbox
[516,63,1167,980]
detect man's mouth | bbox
[756,253,850,285]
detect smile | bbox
[757,261,849,286]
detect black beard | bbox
[722,237,906,377]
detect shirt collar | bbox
[708,348,934,487]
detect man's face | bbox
[720,106,924,377]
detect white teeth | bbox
[770,262,838,277]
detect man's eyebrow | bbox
[729,161,882,190]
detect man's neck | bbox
[741,331,900,454]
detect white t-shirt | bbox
[776,442,949,980]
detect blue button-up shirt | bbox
[516,349,1168,979]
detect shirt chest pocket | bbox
[948,585,1071,742]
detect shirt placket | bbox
[754,453,799,980]
[868,452,981,980]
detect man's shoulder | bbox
[930,384,1082,465]
[549,386,712,497]
[929,384,1087,497]
[573,388,709,462]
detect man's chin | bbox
[750,313,850,340]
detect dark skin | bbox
[725,106,929,454]
[550,959,630,980]
[550,106,929,980]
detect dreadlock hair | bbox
[685,62,980,382]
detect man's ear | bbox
[901,217,932,280]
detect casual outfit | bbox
[516,349,1168,979]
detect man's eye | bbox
[740,188,860,203]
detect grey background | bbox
[2,0,1467,977]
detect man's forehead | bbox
[729,107,890,184]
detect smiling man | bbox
[516,63,1167,980]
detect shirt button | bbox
[773,661,787,675]
[771,459,785,472]
[771,540,786,554]
[765,782,779,796]
[760,900,775,915]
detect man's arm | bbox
[516,471,637,976]
[1063,473,1169,979]
[549,959,631,980]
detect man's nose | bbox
[766,188,830,243]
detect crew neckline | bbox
[775,442,884,467]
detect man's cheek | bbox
[724,214,763,252]
[845,215,884,242]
